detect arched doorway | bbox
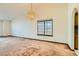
[74,9,78,50]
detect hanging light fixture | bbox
[27,3,36,20]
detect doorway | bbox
[74,10,78,50]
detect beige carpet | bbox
[0,37,76,56]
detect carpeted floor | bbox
[0,37,76,56]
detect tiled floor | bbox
[75,50,79,56]
[0,37,77,56]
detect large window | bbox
[37,20,53,36]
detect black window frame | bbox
[37,19,53,36]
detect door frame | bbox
[72,8,78,50]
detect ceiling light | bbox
[27,3,36,20]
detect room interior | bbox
[0,3,79,56]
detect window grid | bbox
[37,20,53,36]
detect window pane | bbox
[37,21,44,35]
[45,21,52,35]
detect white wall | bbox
[0,20,3,36]
[12,16,34,38]
[12,4,68,43]
[67,3,79,50]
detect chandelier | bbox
[27,3,36,20]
